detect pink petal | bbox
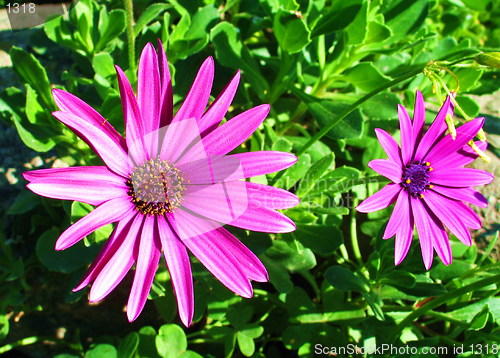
[430,140,487,169]
[52,111,131,178]
[172,57,214,123]
[137,43,161,139]
[246,182,299,209]
[199,71,241,135]
[89,214,143,302]
[159,117,203,164]
[414,96,453,160]
[157,216,194,327]
[24,166,127,206]
[424,117,485,166]
[393,193,414,265]
[398,104,414,164]
[432,185,488,208]
[157,40,173,127]
[422,190,472,246]
[356,183,401,213]
[430,168,494,187]
[383,189,409,239]
[179,229,253,298]
[410,197,435,270]
[229,206,296,233]
[73,211,137,291]
[52,89,126,149]
[452,201,482,230]
[127,215,161,322]
[374,128,402,166]
[55,196,136,250]
[115,65,148,164]
[233,151,298,178]
[203,104,270,155]
[368,159,402,183]
[412,91,425,142]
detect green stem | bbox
[390,273,500,343]
[123,0,135,69]
[350,198,362,265]
[0,337,41,354]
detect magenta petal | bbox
[414,96,453,160]
[159,117,203,164]
[137,43,161,137]
[127,216,161,322]
[157,40,173,127]
[157,216,194,327]
[452,201,482,230]
[214,227,268,282]
[374,128,402,166]
[246,182,299,209]
[199,71,241,135]
[55,196,136,251]
[233,151,298,178]
[430,168,494,187]
[432,185,488,208]
[422,191,472,246]
[115,65,148,164]
[412,91,425,141]
[229,206,296,233]
[425,117,485,166]
[181,231,253,298]
[368,159,402,183]
[172,57,214,123]
[89,214,143,302]
[203,104,270,155]
[383,189,409,239]
[25,166,127,206]
[410,197,435,270]
[52,111,131,178]
[356,183,401,213]
[73,211,136,292]
[52,89,126,149]
[431,140,487,169]
[394,194,414,266]
[398,104,414,164]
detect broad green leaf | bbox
[186,5,219,40]
[45,16,78,52]
[10,46,55,110]
[117,332,140,358]
[455,96,480,118]
[134,3,172,37]
[343,63,391,92]
[178,352,203,358]
[296,153,334,196]
[237,331,255,357]
[345,0,368,44]
[36,228,99,273]
[93,52,116,78]
[96,9,126,52]
[285,287,324,323]
[261,256,293,293]
[383,0,429,40]
[85,344,117,358]
[311,0,363,37]
[380,271,416,289]
[265,240,316,272]
[361,91,401,121]
[275,153,311,189]
[364,21,392,44]
[25,84,48,125]
[240,324,264,339]
[156,324,187,358]
[7,191,39,215]
[293,225,343,255]
[325,265,369,292]
[273,10,311,53]
[11,109,56,152]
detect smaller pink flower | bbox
[357,91,493,269]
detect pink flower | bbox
[357,91,493,269]
[23,42,298,325]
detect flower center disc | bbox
[401,161,432,198]
[127,158,186,215]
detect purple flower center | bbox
[401,161,433,198]
[127,158,186,215]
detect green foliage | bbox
[0,0,498,357]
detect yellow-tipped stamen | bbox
[477,128,487,142]
[469,140,491,163]
[405,179,411,184]
[428,167,433,171]
[424,162,431,166]
[419,194,425,199]
[428,185,434,189]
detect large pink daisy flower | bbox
[356,91,493,269]
[23,42,298,326]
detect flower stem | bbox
[350,198,362,265]
[123,0,135,69]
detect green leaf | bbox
[85,344,117,358]
[186,5,219,40]
[236,331,255,357]
[156,324,187,358]
[311,0,363,37]
[96,9,126,52]
[293,225,343,255]
[343,63,391,92]
[380,271,416,289]
[325,265,369,292]
[10,46,55,110]
[0,315,9,340]
[361,91,401,121]
[265,240,316,272]
[275,153,312,189]
[345,0,368,44]
[134,3,171,37]
[36,228,99,273]
[93,52,116,78]
[273,10,311,53]
[261,256,293,293]
[178,352,203,358]
[383,0,429,40]
[296,153,334,197]
[455,95,480,118]
[7,191,39,215]
[285,287,324,323]
[364,21,392,44]
[117,332,140,358]
[11,108,56,152]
